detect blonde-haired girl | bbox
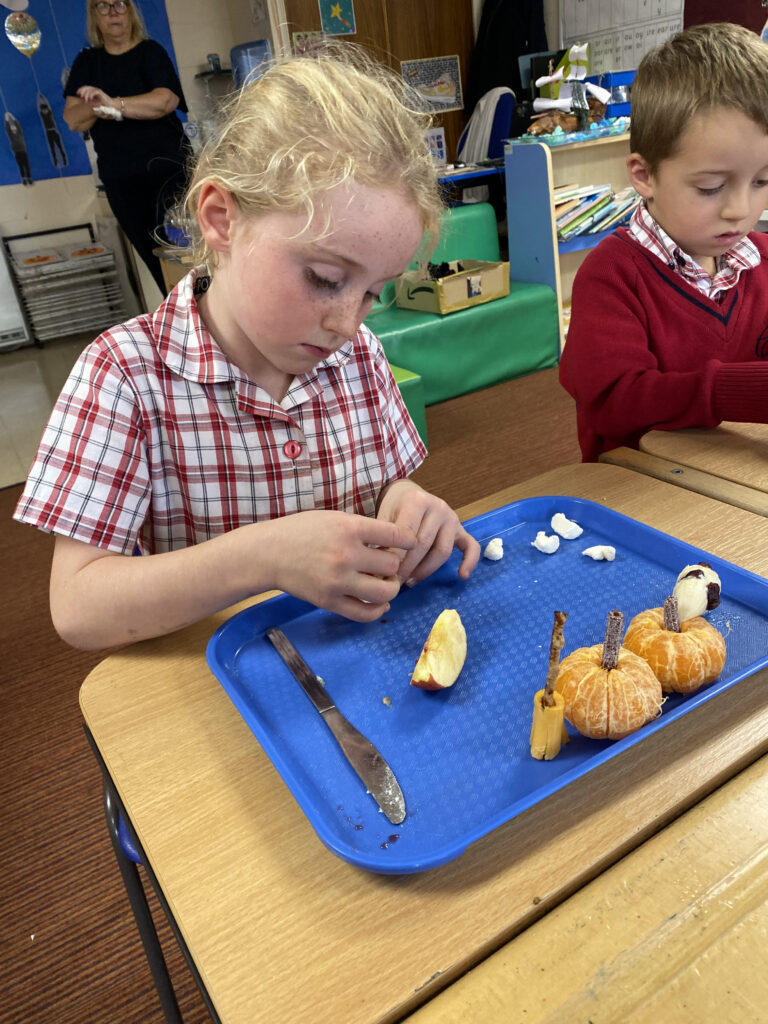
[16,46,479,651]
[187,45,444,267]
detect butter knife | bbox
[265,627,406,825]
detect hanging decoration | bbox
[44,0,73,88]
[5,10,39,55]
[3,10,70,181]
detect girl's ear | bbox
[197,182,239,254]
[627,153,654,199]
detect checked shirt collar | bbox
[150,267,355,415]
[629,201,760,301]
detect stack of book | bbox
[554,184,640,242]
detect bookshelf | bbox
[504,133,632,350]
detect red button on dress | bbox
[283,440,302,459]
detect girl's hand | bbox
[268,510,418,622]
[376,479,480,587]
[49,511,419,649]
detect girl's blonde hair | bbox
[86,0,147,48]
[631,22,768,172]
[185,44,444,269]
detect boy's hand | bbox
[376,479,480,587]
[270,510,418,622]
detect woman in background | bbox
[63,0,192,293]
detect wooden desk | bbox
[600,422,768,517]
[436,163,505,187]
[407,751,768,1023]
[80,464,768,1024]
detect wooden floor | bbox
[409,367,581,508]
[0,367,580,1023]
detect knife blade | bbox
[265,627,406,825]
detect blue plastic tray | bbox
[206,496,768,874]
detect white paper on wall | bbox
[559,0,684,74]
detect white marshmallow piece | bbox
[94,104,123,121]
[483,537,504,561]
[551,512,583,540]
[582,545,616,561]
[532,531,560,555]
[673,563,722,621]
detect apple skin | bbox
[411,674,448,692]
[410,609,467,690]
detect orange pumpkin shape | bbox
[555,610,664,740]
[624,604,726,694]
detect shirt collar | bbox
[150,267,355,399]
[629,201,760,283]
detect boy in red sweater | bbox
[559,23,768,462]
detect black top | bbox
[464,0,548,116]
[65,38,189,180]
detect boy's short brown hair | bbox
[630,22,768,172]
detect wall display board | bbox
[560,0,683,74]
[0,0,179,187]
[280,0,474,158]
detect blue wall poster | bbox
[0,0,179,187]
[319,1,355,37]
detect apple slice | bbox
[410,609,467,690]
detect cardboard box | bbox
[395,259,510,315]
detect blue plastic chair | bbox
[457,89,516,161]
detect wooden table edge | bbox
[598,447,768,517]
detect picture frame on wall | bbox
[400,56,463,114]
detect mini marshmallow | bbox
[582,545,616,561]
[532,531,560,554]
[483,537,504,561]
[551,512,583,540]
[673,563,722,621]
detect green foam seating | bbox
[389,364,428,446]
[366,203,559,406]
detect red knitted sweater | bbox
[559,228,768,462]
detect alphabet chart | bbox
[560,0,684,73]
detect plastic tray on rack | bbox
[206,496,768,874]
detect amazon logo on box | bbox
[395,259,510,315]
